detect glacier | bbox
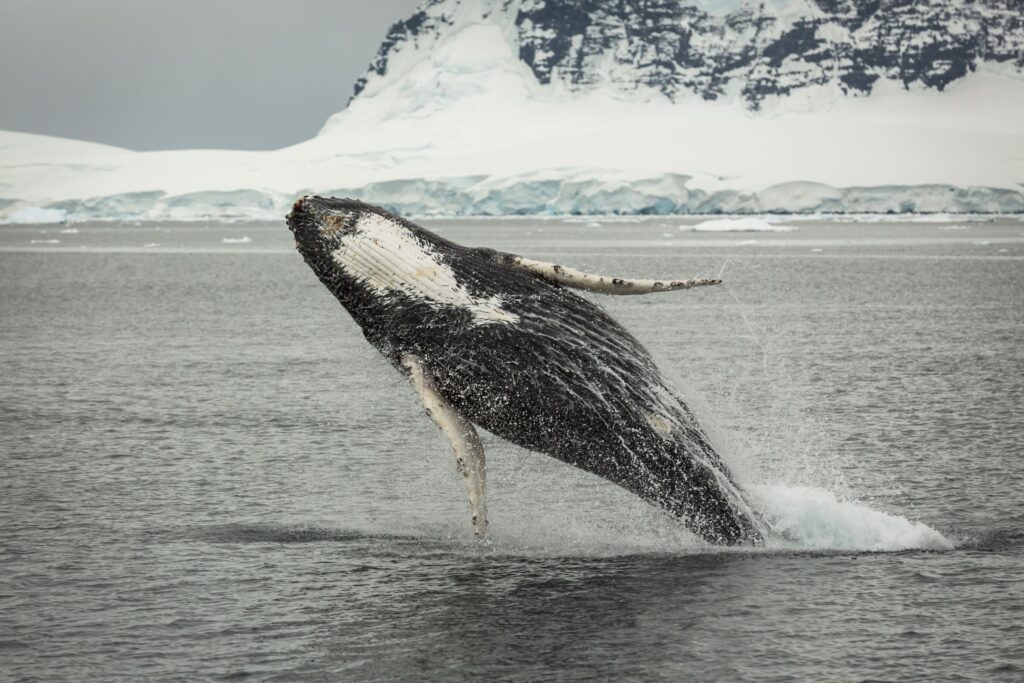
[1,0,1023,222]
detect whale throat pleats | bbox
[331,212,519,325]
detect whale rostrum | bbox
[287,196,764,545]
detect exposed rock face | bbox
[355,0,1024,108]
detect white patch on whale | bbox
[331,212,519,325]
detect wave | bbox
[184,523,422,545]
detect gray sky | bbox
[0,0,422,150]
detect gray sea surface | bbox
[1,216,1022,681]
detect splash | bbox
[752,485,953,551]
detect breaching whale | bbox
[287,197,763,545]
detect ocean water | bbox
[1,216,1022,681]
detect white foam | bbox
[753,484,953,551]
[29,239,60,244]
[221,236,252,244]
[59,227,79,234]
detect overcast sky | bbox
[0,0,422,150]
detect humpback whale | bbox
[287,197,763,545]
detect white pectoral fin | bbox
[401,354,488,538]
[510,255,721,295]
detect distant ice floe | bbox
[829,212,1000,223]
[29,239,60,244]
[221,236,252,244]
[684,217,798,232]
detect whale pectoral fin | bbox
[491,251,721,295]
[401,354,488,538]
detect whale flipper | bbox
[401,354,488,537]
[480,249,721,295]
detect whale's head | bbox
[286,196,520,326]
[287,196,364,268]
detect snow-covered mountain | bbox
[2,0,1024,221]
[360,0,1024,107]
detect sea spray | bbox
[753,484,953,551]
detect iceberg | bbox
[1,4,1022,221]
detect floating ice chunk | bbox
[5,207,68,224]
[906,213,958,222]
[221,236,252,244]
[685,217,799,232]
[143,242,159,248]
[831,213,997,224]
[30,239,60,244]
